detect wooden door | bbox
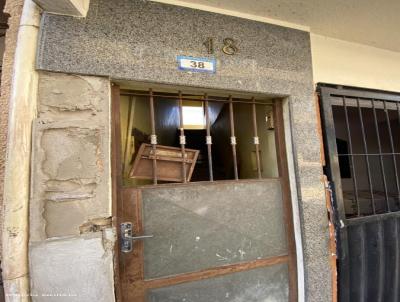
[112,84,297,302]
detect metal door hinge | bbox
[120,222,153,253]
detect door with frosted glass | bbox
[116,100,297,302]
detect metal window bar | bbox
[320,87,400,302]
[339,153,400,156]
[356,98,376,214]
[395,101,400,208]
[204,94,214,181]
[333,96,400,217]
[149,88,158,185]
[371,99,391,212]
[130,89,271,184]
[383,100,400,205]
[120,90,273,105]
[252,97,262,179]
[228,95,239,180]
[178,91,187,183]
[342,97,360,216]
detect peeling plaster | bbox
[40,127,102,181]
[38,72,108,122]
[28,71,114,301]
[79,216,112,234]
[30,72,111,242]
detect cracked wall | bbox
[29,71,115,302]
[30,72,111,240]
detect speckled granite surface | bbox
[37,1,331,301]
[37,0,312,96]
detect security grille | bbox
[320,85,400,302]
[120,89,274,185]
[329,92,400,218]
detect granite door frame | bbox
[111,83,298,301]
[37,2,332,300]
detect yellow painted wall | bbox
[311,34,400,92]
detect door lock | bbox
[120,222,153,253]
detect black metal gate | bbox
[319,85,400,302]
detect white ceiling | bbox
[155,0,400,52]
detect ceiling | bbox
[154,0,400,52]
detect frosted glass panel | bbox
[142,180,287,279]
[147,263,289,302]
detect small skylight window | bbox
[182,104,205,129]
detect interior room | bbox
[119,87,279,187]
[332,98,400,217]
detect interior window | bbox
[182,101,205,129]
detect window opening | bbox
[332,97,400,218]
[182,101,205,129]
[119,89,278,186]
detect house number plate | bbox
[177,56,216,73]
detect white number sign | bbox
[177,56,216,73]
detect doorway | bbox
[112,84,297,302]
[319,85,400,302]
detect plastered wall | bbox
[29,71,115,302]
[311,33,400,92]
[30,71,112,240]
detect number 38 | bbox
[190,61,205,68]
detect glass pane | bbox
[142,180,288,279]
[233,103,278,179]
[147,263,289,302]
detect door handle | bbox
[123,234,154,240]
[120,222,153,253]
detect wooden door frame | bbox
[111,83,298,301]
[111,83,123,302]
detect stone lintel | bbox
[33,0,90,17]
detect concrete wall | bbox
[311,33,400,92]
[33,0,90,17]
[35,0,331,301]
[29,71,115,302]
[30,231,115,302]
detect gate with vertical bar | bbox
[319,84,400,302]
[111,84,298,302]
